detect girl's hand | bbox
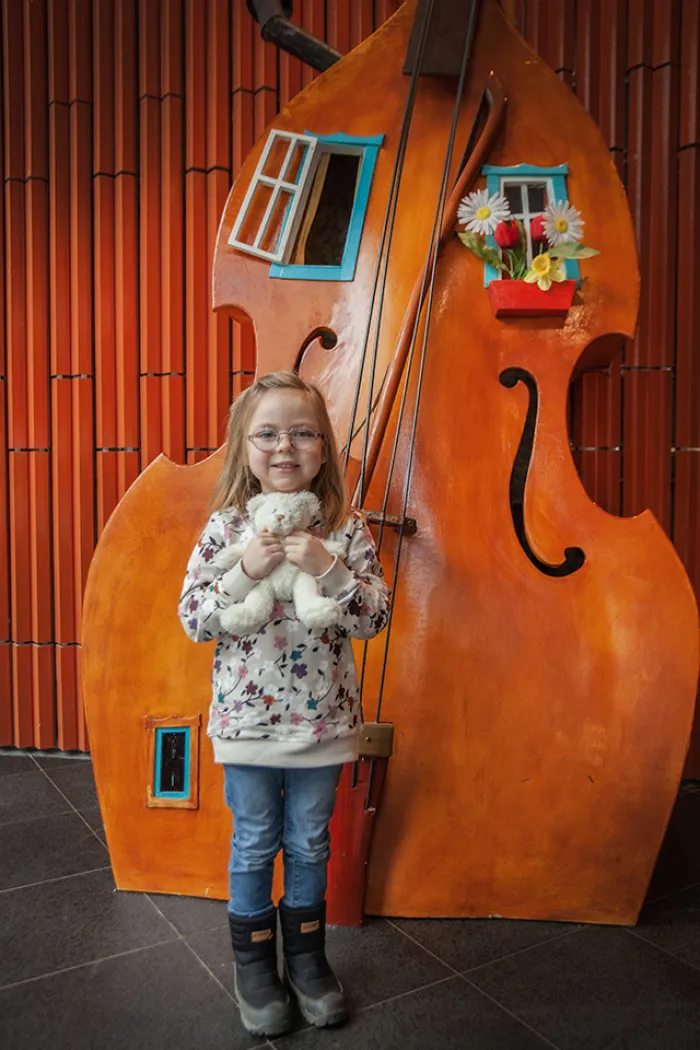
[283,531,334,577]
[241,531,285,580]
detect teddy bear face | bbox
[247,490,320,537]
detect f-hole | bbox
[294,326,338,373]
[500,367,585,578]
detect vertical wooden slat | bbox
[115,0,139,455]
[279,2,302,107]
[207,0,231,449]
[4,2,31,744]
[676,0,700,452]
[139,0,162,382]
[24,3,55,749]
[0,9,9,740]
[327,0,350,55]
[185,0,208,463]
[597,0,627,176]
[350,0,373,49]
[374,0,402,28]
[301,0,325,87]
[51,376,77,746]
[622,370,673,531]
[645,0,680,369]
[4,3,28,453]
[575,0,601,126]
[96,449,140,533]
[29,452,56,747]
[253,1,277,138]
[9,452,33,743]
[0,387,11,742]
[626,13,654,369]
[161,0,184,383]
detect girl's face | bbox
[245,389,326,495]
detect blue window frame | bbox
[269,131,384,283]
[153,726,191,800]
[480,164,581,288]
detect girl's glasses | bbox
[247,427,322,452]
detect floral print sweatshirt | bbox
[178,507,390,768]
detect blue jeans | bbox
[223,763,343,917]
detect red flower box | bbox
[487,279,576,318]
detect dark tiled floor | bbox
[1,749,699,1050]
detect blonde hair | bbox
[211,371,349,531]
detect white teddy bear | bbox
[216,490,346,635]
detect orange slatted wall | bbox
[2,0,700,774]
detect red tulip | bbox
[494,219,520,250]
[530,214,547,247]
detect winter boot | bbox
[279,899,349,1027]
[228,907,291,1036]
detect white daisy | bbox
[457,189,511,236]
[542,200,584,245]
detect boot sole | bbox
[234,970,292,1037]
[285,970,349,1028]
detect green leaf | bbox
[457,231,509,272]
[548,241,600,260]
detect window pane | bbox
[527,183,547,212]
[282,142,309,185]
[159,731,186,794]
[258,189,294,256]
[504,184,522,212]
[262,136,294,179]
[235,183,277,251]
[292,152,361,267]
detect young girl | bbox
[178,371,389,1037]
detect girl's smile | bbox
[246,390,326,494]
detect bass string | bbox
[357,0,482,805]
[340,0,437,477]
[336,88,491,460]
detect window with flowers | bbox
[456,162,598,287]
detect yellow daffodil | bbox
[523,252,566,291]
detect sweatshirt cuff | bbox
[317,556,356,598]
[219,562,259,602]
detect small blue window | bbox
[153,727,190,800]
[480,164,581,288]
[268,132,384,283]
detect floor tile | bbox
[80,806,106,843]
[392,915,581,972]
[646,788,700,903]
[40,762,99,811]
[271,975,553,1050]
[0,940,264,1050]
[467,924,700,1049]
[148,891,229,936]
[633,882,700,969]
[0,771,73,827]
[0,751,37,777]
[188,917,453,1017]
[0,812,109,890]
[0,869,177,986]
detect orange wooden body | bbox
[83,0,699,924]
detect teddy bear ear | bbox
[247,493,268,515]
[300,491,320,514]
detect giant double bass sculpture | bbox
[83,0,699,925]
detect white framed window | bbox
[228,130,319,263]
[500,178,555,266]
[228,129,384,282]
